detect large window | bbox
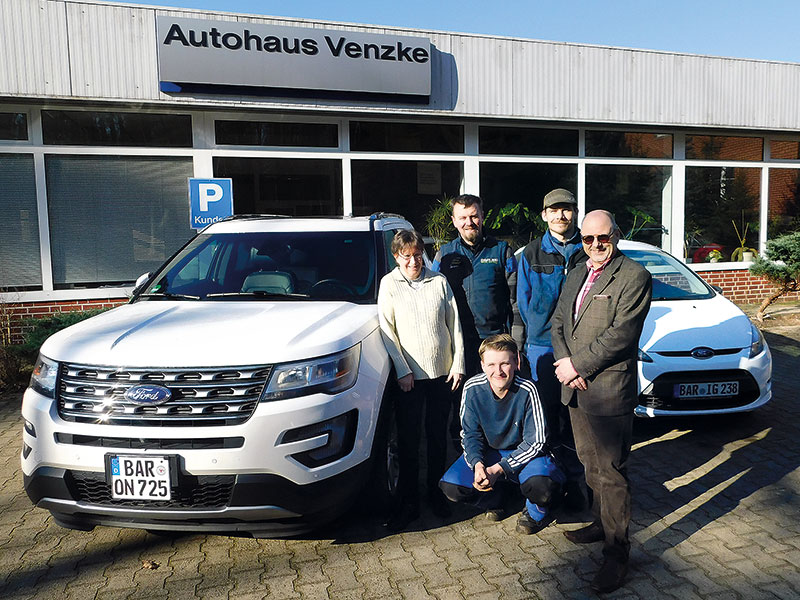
[585,131,673,159]
[0,113,28,140]
[586,165,671,247]
[479,126,578,156]
[350,121,463,153]
[215,120,338,147]
[768,168,800,238]
[351,160,462,232]
[214,157,342,216]
[45,156,194,288]
[686,135,763,161]
[684,166,761,263]
[479,163,577,249]
[0,154,41,289]
[42,111,192,147]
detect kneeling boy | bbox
[439,334,564,533]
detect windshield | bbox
[622,248,714,301]
[135,231,378,303]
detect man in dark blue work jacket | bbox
[432,194,517,439]
[517,188,586,509]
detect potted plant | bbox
[731,217,758,262]
[706,249,724,263]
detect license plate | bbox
[109,455,171,500]
[674,381,739,398]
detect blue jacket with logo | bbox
[518,230,586,348]
[432,235,516,341]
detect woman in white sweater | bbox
[378,229,466,531]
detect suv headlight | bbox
[30,354,58,398]
[261,344,361,401]
[749,323,765,358]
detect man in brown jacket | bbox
[550,210,652,593]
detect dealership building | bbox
[2,0,800,330]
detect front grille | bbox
[55,434,245,450]
[639,369,760,411]
[57,363,271,427]
[67,470,234,509]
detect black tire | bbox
[359,391,400,516]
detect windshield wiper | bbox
[138,292,201,300]
[205,291,309,299]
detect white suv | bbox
[21,214,411,537]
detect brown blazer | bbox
[551,251,652,416]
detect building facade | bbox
[2,0,800,332]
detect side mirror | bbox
[132,272,152,295]
[711,285,723,295]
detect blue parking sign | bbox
[189,178,234,229]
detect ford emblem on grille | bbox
[691,347,715,359]
[124,384,172,405]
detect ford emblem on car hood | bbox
[124,384,172,405]
[690,347,715,359]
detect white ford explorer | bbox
[21,214,411,537]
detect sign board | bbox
[189,178,234,229]
[157,16,431,96]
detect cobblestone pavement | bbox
[1,330,799,599]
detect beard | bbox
[461,227,482,244]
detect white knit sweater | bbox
[378,267,466,380]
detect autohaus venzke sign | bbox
[156,17,432,96]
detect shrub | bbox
[749,231,800,321]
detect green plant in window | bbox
[424,196,456,251]
[705,249,724,262]
[731,213,758,262]
[484,202,544,250]
[625,207,656,240]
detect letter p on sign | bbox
[189,178,234,229]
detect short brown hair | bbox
[479,333,518,359]
[451,194,483,215]
[391,229,424,257]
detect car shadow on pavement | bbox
[627,330,800,562]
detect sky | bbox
[110,0,800,63]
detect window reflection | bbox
[684,166,760,263]
[686,135,763,161]
[585,131,672,158]
[770,140,800,160]
[585,165,671,247]
[479,126,578,156]
[768,168,800,238]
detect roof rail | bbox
[219,214,292,222]
[369,212,406,221]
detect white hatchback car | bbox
[619,240,772,417]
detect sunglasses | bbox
[581,234,613,245]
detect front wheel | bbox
[360,392,400,514]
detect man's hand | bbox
[554,357,580,385]
[568,376,588,391]
[473,462,504,492]
[397,373,414,392]
[447,372,464,391]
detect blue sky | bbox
[114,0,798,62]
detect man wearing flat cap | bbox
[517,188,587,511]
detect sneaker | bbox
[484,508,505,521]
[515,509,550,535]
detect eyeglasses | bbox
[581,233,613,245]
[397,252,424,262]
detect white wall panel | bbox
[3,0,800,132]
[0,0,71,97]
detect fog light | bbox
[282,410,358,468]
[23,420,36,438]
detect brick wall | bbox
[695,269,800,304]
[1,298,127,344]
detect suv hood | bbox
[641,294,752,352]
[40,301,378,367]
